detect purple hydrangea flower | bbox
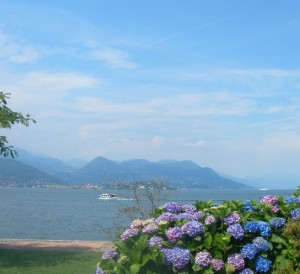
[176,213,195,221]
[195,251,212,267]
[205,215,217,225]
[164,202,182,213]
[227,253,245,271]
[120,228,138,241]
[252,237,269,252]
[211,258,224,271]
[193,211,205,221]
[227,224,244,240]
[156,212,177,223]
[161,248,172,265]
[142,223,159,234]
[269,217,286,228]
[257,221,271,237]
[224,212,241,225]
[240,268,254,274]
[242,200,255,212]
[95,266,106,274]
[255,256,272,273]
[260,195,278,205]
[170,247,191,269]
[149,236,164,248]
[166,226,183,243]
[284,196,300,204]
[101,250,118,260]
[182,221,204,237]
[161,247,191,269]
[182,204,197,214]
[290,208,300,220]
[241,244,258,259]
[244,221,259,233]
[271,205,279,213]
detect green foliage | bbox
[0,92,35,158]
[97,188,300,273]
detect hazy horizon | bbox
[1,1,300,179]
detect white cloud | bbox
[89,47,138,69]
[184,140,205,147]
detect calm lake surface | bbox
[0,188,296,241]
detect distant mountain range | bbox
[0,148,254,189]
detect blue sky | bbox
[1,0,300,178]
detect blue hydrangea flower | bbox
[170,247,191,269]
[166,226,183,243]
[244,221,259,233]
[269,217,286,228]
[195,251,212,267]
[182,204,197,214]
[242,200,255,212]
[120,228,139,241]
[252,237,269,251]
[241,244,258,259]
[255,256,272,273]
[101,250,118,260]
[224,212,241,225]
[182,221,204,237]
[290,208,300,220]
[240,268,254,274]
[227,253,245,271]
[257,221,271,237]
[284,196,300,204]
[211,258,224,271]
[156,212,177,223]
[227,224,244,240]
[163,202,182,213]
[176,212,195,221]
[148,236,164,248]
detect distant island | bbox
[0,149,253,190]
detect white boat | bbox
[98,193,118,200]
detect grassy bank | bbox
[0,249,100,274]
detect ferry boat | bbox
[98,193,118,200]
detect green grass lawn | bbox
[0,249,100,274]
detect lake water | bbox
[0,188,296,241]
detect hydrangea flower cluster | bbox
[182,203,197,214]
[148,236,164,248]
[162,247,190,269]
[166,226,183,243]
[195,251,212,267]
[205,215,217,225]
[164,202,182,213]
[284,196,300,204]
[260,195,278,205]
[227,224,244,240]
[182,220,204,237]
[227,253,245,271]
[101,250,118,260]
[120,228,138,241]
[290,208,300,220]
[269,217,286,228]
[224,212,241,225]
[97,191,300,273]
[255,256,272,272]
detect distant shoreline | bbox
[0,239,114,252]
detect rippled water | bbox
[0,188,295,241]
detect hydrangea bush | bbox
[96,188,300,273]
